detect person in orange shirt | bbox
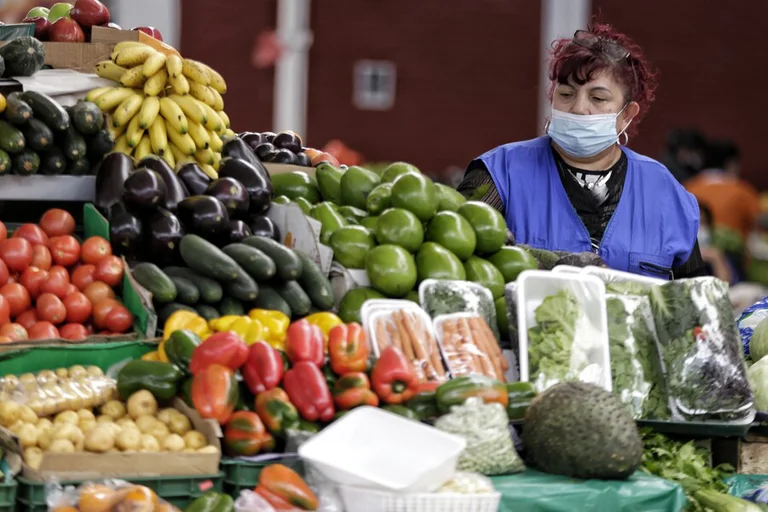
[685,139,760,241]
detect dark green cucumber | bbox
[71,101,104,135]
[195,304,220,321]
[295,251,334,310]
[21,118,53,151]
[19,91,70,131]
[221,243,276,281]
[38,146,66,175]
[242,236,302,280]
[4,93,32,125]
[12,150,39,175]
[218,296,245,316]
[163,266,223,304]
[253,284,292,318]
[86,129,114,160]
[131,262,177,304]
[67,157,90,176]
[180,234,241,282]
[0,149,10,175]
[62,124,87,160]
[157,302,197,325]
[225,269,259,302]
[273,280,312,318]
[0,120,25,154]
[168,276,199,305]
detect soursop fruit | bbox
[523,381,642,479]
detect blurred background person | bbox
[698,201,733,283]
[660,128,707,184]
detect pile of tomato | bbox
[0,209,134,342]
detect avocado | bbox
[457,201,507,254]
[310,201,348,244]
[391,173,438,222]
[271,171,321,203]
[340,165,381,209]
[487,246,538,283]
[376,208,424,253]
[366,182,393,215]
[316,162,345,203]
[365,244,417,298]
[361,216,378,232]
[416,242,466,281]
[425,211,477,261]
[381,161,421,183]
[435,183,467,212]
[329,225,376,269]
[338,287,386,323]
[464,256,505,299]
[337,205,368,224]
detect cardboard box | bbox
[42,41,114,73]
[90,26,180,57]
[267,203,333,274]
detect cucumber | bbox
[21,118,53,151]
[242,236,303,280]
[168,276,200,305]
[0,120,25,154]
[0,149,10,175]
[131,262,177,304]
[218,296,245,316]
[4,93,32,125]
[67,157,90,176]
[225,269,259,302]
[195,304,220,321]
[62,124,87,160]
[295,251,334,310]
[71,100,104,135]
[163,266,223,304]
[157,302,197,326]
[19,91,70,131]
[273,280,312,318]
[38,146,66,175]
[180,234,242,282]
[253,284,292,319]
[12,150,39,175]
[221,243,276,281]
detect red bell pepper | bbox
[332,372,379,410]
[223,411,275,456]
[371,346,419,405]
[328,322,369,375]
[285,319,324,367]
[416,381,440,393]
[191,364,239,424]
[255,463,319,511]
[189,331,249,375]
[283,361,335,422]
[242,341,284,394]
[255,387,300,436]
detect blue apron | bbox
[478,136,699,279]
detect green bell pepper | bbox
[321,363,337,389]
[185,491,234,512]
[404,391,440,421]
[236,380,256,412]
[165,329,202,373]
[382,404,419,421]
[296,419,321,433]
[435,374,508,414]
[506,381,536,420]
[180,376,194,407]
[277,349,291,372]
[117,360,183,401]
[333,410,349,421]
[255,387,300,436]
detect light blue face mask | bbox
[547,105,631,158]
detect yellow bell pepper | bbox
[209,315,242,332]
[227,316,264,345]
[162,310,211,341]
[141,350,161,361]
[305,312,343,345]
[248,309,290,349]
[157,340,170,362]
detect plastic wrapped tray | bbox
[433,312,507,380]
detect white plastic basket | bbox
[338,486,502,512]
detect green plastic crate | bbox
[16,472,224,512]
[0,341,155,375]
[0,478,16,512]
[221,455,304,498]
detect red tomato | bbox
[15,309,38,330]
[12,224,48,246]
[0,295,9,325]
[0,336,10,343]
[30,244,52,270]
[0,259,8,287]
[63,291,92,324]
[37,293,67,324]
[49,236,81,267]
[40,266,70,298]
[83,281,115,304]
[104,304,133,333]
[27,321,59,341]
[59,323,89,341]
[0,238,33,272]
[71,264,96,290]
[39,209,75,237]
[93,298,121,329]
[0,323,27,341]
[0,283,30,317]
[81,236,112,265]
[66,284,78,296]
[94,256,123,287]
[0,221,6,242]
[19,267,48,299]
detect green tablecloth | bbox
[491,469,687,512]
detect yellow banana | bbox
[224,129,237,139]
[187,121,211,150]
[217,110,231,129]
[95,87,136,112]
[166,54,183,78]
[143,52,167,77]
[159,97,188,134]
[169,94,206,125]
[169,143,186,165]
[195,147,215,165]
[112,92,144,128]
[200,102,223,133]
[114,134,132,155]
[137,96,160,129]
[110,41,148,60]
[125,113,145,148]
[208,130,223,152]
[166,119,196,155]
[212,151,222,169]
[106,116,126,139]
[148,116,168,155]
[199,164,218,180]
[144,68,168,97]
[200,63,226,94]
[209,87,224,112]
[85,86,113,103]
[168,73,189,95]
[134,134,152,161]
[95,61,127,82]
[119,66,145,88]
[161,145,175,169]
[182,59,210,85]
[115,46,157,67]
[189,81,216,108]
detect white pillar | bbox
[109,0,180,49]
[538,0,591,133]
[272,0,313,138]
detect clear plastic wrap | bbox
[435,472,495,494]
[434,397,524,476]
[235,490,277,512]
[504,282,519,355]
[434,313,507,381]
[47,479,183,511]
[737,295,768,357]
[649,277,754,420]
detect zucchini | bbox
[0,120,25,154]
[0,149,10,175]
[62,124,87,160]
[38,146,66,175]
[4,93,32,125]
[21,118,53,151]
[168,276,199,305]
[218,296,245,316]
[295,251,334,310]
[253,284,292,318]
[221,243,276,281]
[19,91,70,131]
[225,269,258,302]
[71,100,104,135]
[243,236,303,280]
[273,280,312,318]
[157,302,197,326]
[131,262,177,304]
[86,129,114,160]
[67,157,90,176]
[163,266,223,304]
[195,304,219,321]
[12,150,39,175]
[179,234,241,282]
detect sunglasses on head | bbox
[571,30,631,62]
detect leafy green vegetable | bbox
[421,280,501,343]
[606,281,650,296]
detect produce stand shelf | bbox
[0,479,16,512]
[221,455,304,497]
[0,341,156,374]
[0,176,95,202]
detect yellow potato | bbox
[54,410,79,426]
[116,427,141,451]
[140,434,160,452]
[162,434,185,452]
[86,366,104,377]
[197,445,220,454]
[183,431,207,450]
[36,418,53,431]
[156,408,175,425]
[150,422,170,442]
[84,425,115,453]
[101,400,126,419]
[96,415,115,424]
[37,430,53,450]
[48,439,75,453]
[17,424,38,448]
[168,410,191,435]
[68,365,87,378]
[77,410,96,423]
[23,447,43,469]
[0,401,21,427]
[18,405,38,424]
[135,416,157,434]
[55,368,69,378]
[127,390,158,419]
[80,419,97,435]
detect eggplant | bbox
[273,131,302,153]
[238,131,256,140]
[271,148,298,165]
[137,156,188,211]
[296,152,312,167]
[254,142,276,161]
[108,202,143,256]
[95,152,134,212]
[262,131,276,143]
[177,163,212,195]
[226,219,253,244]
[249,214,280,242]
[177,195,230,239]
[123,168,167,211]
[147,208,185,265]
[217,157,273,215]
[221,137,266,174]
[241,132,264,152]
[206,177,250,218]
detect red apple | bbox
[70,0,109,29]
[49,17,85,42]
[131,26,162,41]
[22,16,52,41]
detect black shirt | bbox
[457,146,706,279]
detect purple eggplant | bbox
[177,195,230,239]
[249,214,280,242]
[217,157,272,215]
[147,208,185,265]
[178,163,212,195]
[206,177,250,218]
[108,202,143,256]
[137,156,188,212]
[95,152,134,212]
[226,219,253,244]
[123,168,167,211]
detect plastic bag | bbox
[235,490,277,512]
[435,398,524,476]
[47,479,183,511]
[504,282,519,355]
[737,295,768,356]
[436,472,496,494]
[434,313,507,380]
[649,277,754,420]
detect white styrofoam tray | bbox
[361,299,424,354]
[551,265,585,275]
[516,270,612,392]
[298,406,466,492]
[582,265,666,290]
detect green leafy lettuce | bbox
[527,289,581,388]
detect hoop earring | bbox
[543,119,550,134]
[620,132,629,145]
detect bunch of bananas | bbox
[87,41,235,178]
